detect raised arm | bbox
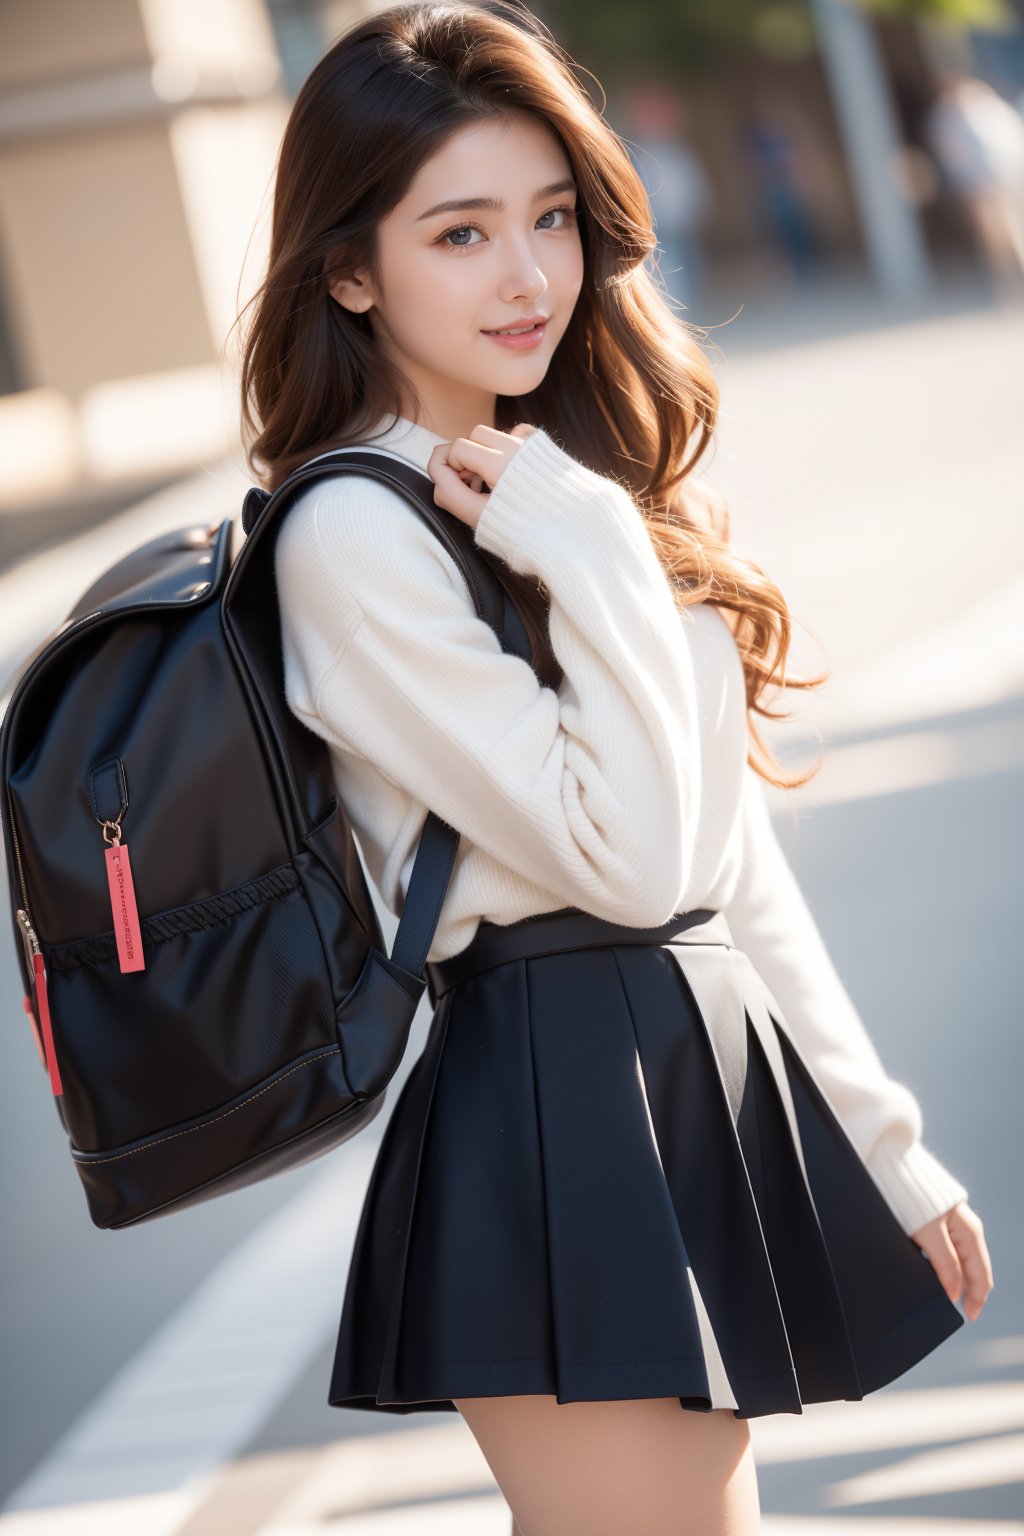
[274,426,701,927]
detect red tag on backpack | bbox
[23,993,45,1068]
[104,841,146,972]
[33,953,63,1095]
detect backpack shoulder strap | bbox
[240,448,515,637]
[233,448,534,979]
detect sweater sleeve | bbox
[274,425,700,926]
[723,763,969,1237]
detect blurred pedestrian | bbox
[923,70,1024,302]
[625,84,714,315]
[742,98,828,287]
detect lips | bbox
[482,316,549,334]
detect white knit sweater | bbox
[274,412,968,1237]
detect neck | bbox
[398,393,498,443]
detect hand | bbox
[911,1201,993,1321]
[427,422,537,530]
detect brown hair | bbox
[235,0,829,789]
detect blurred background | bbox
[1,0,1022,1532]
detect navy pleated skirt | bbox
[328,905,964,1418]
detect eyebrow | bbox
[415,177,578,221]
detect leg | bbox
[454,1393,760,1536]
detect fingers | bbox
[446,434,504,479]
[918,1203,996,1322]
[426,446,489,527]
[948,1206,995,1322]
[424,424,534,529]
[469,422,531,443]
[472,422,536,441]
[927,1219,965,1307]
[455,422,535,456]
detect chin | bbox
[498,354,551,377]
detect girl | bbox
[240,4,993,1531]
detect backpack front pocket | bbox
[43,862,336,1151]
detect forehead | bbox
[398,115,574,215]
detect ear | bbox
[328,271,376,313]
[325,265,377,316]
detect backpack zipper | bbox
[16,907,62,1096]
[8,791,62,1095]
[6,784,30,912]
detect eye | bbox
[439,222,485,251]
[537,205,577,232]
[436,204,578,253]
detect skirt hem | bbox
[328,1287,962,1420]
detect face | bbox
[327,112,585,440]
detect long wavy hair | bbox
[235,0,829,789]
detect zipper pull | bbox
[101,820,146,974]
[16,909,62,1096]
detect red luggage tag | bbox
[103,826,146,973]
[91,759,146,973]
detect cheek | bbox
[551,231,585,292]
[392,253,484,333]
[433,261,488,312]
[552,259,584,317]
[568,243,586,295]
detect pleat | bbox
[729,952,865,1403]
[754,975,965,1392]
[617,942,803,1417]
[329,984,458,1411]
[384,960,554,1402]
[523,945,716,1406]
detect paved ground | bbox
[1,279,1021,1533]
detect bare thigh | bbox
[453,1393,761,1536]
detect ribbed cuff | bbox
[866,1137,969,1237]
[473,427,630,573]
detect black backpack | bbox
[0,449,533,1230]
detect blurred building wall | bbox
[0,0,291,550]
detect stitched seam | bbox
[72,1046,341,1164]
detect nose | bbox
[498,236,550,306]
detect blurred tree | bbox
[548,0,814,75]
[860,0,1013,23]
[547,0,1015,77]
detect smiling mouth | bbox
[482,320,548,336]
